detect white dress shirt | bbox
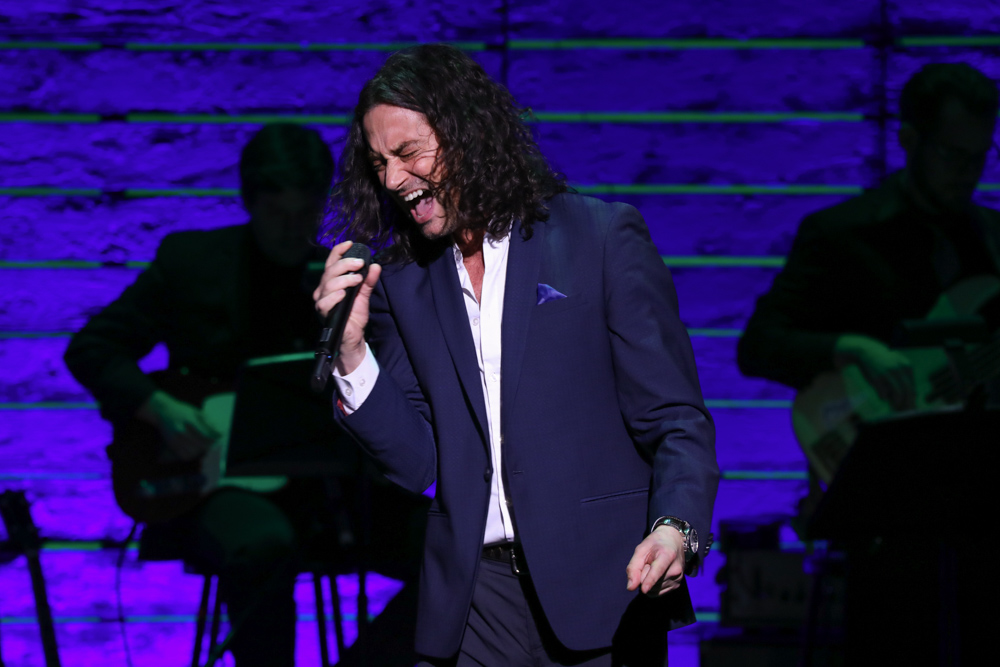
[333,232,516,545]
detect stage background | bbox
[2,0,999,664]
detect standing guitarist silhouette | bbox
[738,63,1000,665]
[65,124,335,667]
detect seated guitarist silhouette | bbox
[65,124,336,666]
[738,63,999,664]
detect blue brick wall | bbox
[2,1,999,663]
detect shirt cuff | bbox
[331,343,379,414]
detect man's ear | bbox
[898,122,919,156]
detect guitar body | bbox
[109,371,231,523]
[793,275,1000,483]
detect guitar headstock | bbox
[0,490,41,555]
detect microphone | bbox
[311,243,372,392]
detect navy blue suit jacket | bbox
[338,193,719,658]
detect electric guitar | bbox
[792,275,1000,483]
[109,370,286,523]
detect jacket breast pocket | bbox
[534,296,590,317]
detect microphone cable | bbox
[116,521,139,667]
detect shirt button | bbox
[491,373,498,382]
[359,378,366,387]
[344,387,353,397]
[472,317,480,326]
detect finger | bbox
[867,374,889,405]
[321,271,365,298]
[625,546,652,591]
[357,263,382,299]
[640,551,671,595]
[645,557,685,597]
[326,240,353,269]
[316,288,351,319]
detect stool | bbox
[138,524,363,667]
[189,563,353,667]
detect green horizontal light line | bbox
[0,260,148,269]
[533,111,863,123]
[510,38,864,50]
[0,260,101,268]
[663,255,785,267]
[0,185,864,198]
[0,471,803,482]
[2,400,790,410]
[0,257,781,270]
[695,611,720,623]
[0,112,102,123]
[0,612,373,624]
[687,328,743,338]
[0,402,97,410]
[0,472,104,480]
[899,36,1000,48]
[123,187,240,197]
[126,112,351,125]
[576,184,863,195]
[0,40,485,52]
[0,187,103,196]
[0,331,73,339]
[125,41,487,52]
[0,41,102,51]
[721,470,808,480]
[705,399,792,408]
[0,328,738,340]
[42,540,137,552]
[0,111,866,125]
[1,616,103,625]
[245,351,315,367]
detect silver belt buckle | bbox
[510,547,524,576]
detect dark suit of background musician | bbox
[65,124,333,667]
[738,63,1000,665]
[316,45,719,666]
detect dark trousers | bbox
[419,557,669,667]
[176,485,319,667]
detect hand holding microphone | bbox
[311,241,382,391]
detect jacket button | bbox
[484,469,492,482]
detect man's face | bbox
[906,97,997,211]
[246,188,325,266]
[363,104,456,240]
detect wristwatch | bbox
[650,516,699,563]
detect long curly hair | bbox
[324,44,566,264]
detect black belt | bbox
[482,542,528,576]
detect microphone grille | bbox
[343,243,372,267]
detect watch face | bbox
[688,528,699,554]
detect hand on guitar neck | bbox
[136,390,222,462]
[834,334,917,411]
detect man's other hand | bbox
[834,334,916,410]
[626,526,685,597]
[136,390,219,461]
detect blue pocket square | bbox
[536,283,567,305]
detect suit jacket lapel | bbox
[428,248,490,441]
[501,220,544,430]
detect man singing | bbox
[314,44,718,666]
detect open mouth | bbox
[400,188,435,224]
